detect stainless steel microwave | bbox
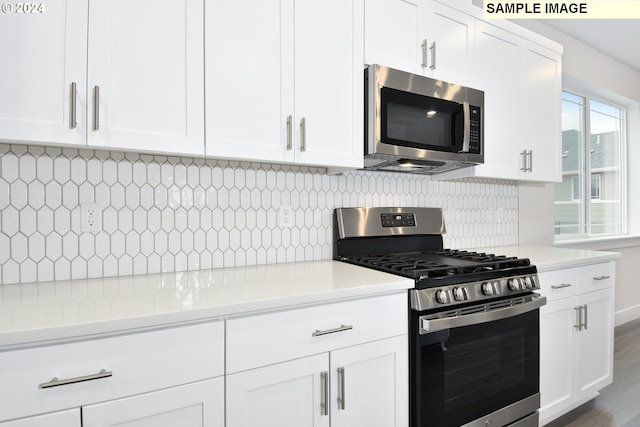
[364,64,484,174]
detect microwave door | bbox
[381,87,465,153]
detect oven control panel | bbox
[411,273,540,311]
[380,212,416,227]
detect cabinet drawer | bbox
[226,293,407,374]
[538,268,577,301]
[0,321,224,422]
[578,262,615,293]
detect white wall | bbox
[515,19,640,325]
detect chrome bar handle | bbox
[551,283,572,289]
[460,102,470,153]
[312,324,353,337]
[520,150,528,171]
[337,367,346,410]
[421,295,546,333]
[320,371,329,416]
[286,115,293,151]
[92,85,100,131]
[593,275,610,281]
[421,39,428,68]
[582,305,588,330]
[574,306,583,331]
[429,41,437,70]
[39,369,112,389]
[69,82,77,129]
[527,150,533,172]
[300,117,306,152]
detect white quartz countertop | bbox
[469,245,621,271]
[0,260,413,349]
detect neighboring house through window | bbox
[554,91,625,238]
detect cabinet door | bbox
[87,0,204,155]
[575,288,614,400]
[520,40,562,182]
[294,0,363,169]
[420,1,474,85]
[471,20,520,181]
[0,0,87,146]
[82,377,224,427]
[330,336,408,427]
[226,354,330,427]
[0,409,80,427]
[539,296,576,423]
[364,0,422,73]
[205,0,294,163]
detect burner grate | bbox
[344,250,531,281]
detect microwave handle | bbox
[460,102,470,153]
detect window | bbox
[554,91,625,238]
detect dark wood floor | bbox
[544,318,640,427]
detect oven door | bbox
[410,296,544,427]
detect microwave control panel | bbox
[468,106,481,154]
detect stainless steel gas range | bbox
[333,207,546,427]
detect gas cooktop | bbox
[334,207,540,309]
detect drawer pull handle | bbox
[39,369,112,389]
[312,324,353,337]
[593,275,610,281]
[551,283,572,289]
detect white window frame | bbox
[555,89,627,241]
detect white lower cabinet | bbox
[227,353,329,427]
[226,293,409,427]
[330,336,408,427]
[0,321,224,426]
[0,293,409,427]
[538,262,614,425]
[83,377,224,427]
[227,336,407,427]
[0,409,80,427]
[0,380,223,427]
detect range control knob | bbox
[523,276,534,289]
[508,278,522,291]
[453,287,468,301]
[435,290,450,305]
[481,282,495,296]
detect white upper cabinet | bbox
[519,40,562,182]
[205,0,293,164]
[0,0,205,156]
[0,0,87,146]
[418,1,474,85]
[417,3,563,183]
[86,0,204,155]
[206,0,364,169]
[470,20,521,180]
[364,0,421,73]
[294,0,363,168]
[364,0,473,85]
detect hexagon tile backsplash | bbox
[0,143,519,285]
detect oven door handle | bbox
[420,294,547,333]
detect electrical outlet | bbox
[81,203,102,232]
[278,205,293,228]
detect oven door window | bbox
[415,310,539,427]
[380,86,464,152]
